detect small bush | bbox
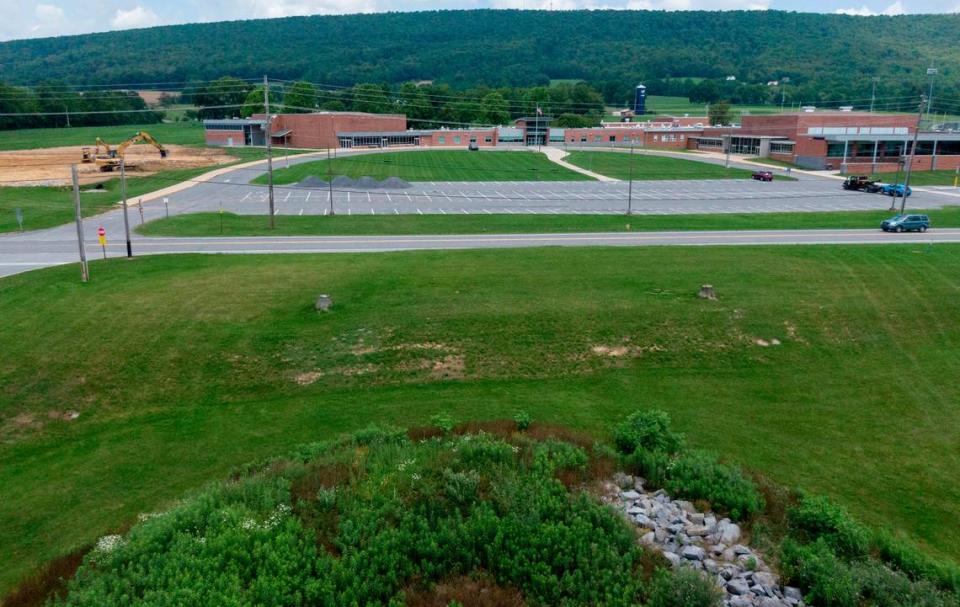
[788,495,870,559]
[663,450,765,521]
[532,439,589,474]
[852,560,955,607]
[430,412,456,435]
[646,568,723,607]
[780,538,860,607]
[873,530,960,594]
[613,409,684,456]
[513,410,532,431]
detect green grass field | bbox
[873,170,960,187]
[2,246,960,593]
[0,148,278,233]
[0,122,206,151]
[565,151,793,181]
[255,150,592,185]
[747,157,797,169]
[137,206,960,237]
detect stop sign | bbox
[97,227,106,237]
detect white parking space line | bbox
[241,192,252,202]
[439,208,447,214]
[417,208,423,215]
[371,209,376,215]
[386,193,392,203]
[298,209,304,216]
[462,208,469,214]
[483,209,492,214]
[284,191,291,202]
[305,191,311,203]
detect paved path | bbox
[3,147,959,279]
[4,229,960,278]
[540,146,617,181]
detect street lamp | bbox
[926,67,938,120]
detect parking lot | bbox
[161,169,953,217]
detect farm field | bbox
[255,150,593,184]
[565,151,794,181]
[2,245,960,594]
[137,206,960,237]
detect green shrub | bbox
[788,494,870,559]
[852,560,955,607]
[663,450,765,521]
[454,434,515,468]
[780,538,860,607]
[623,448,672,486]
[873,530,960,594]
[352,424,408,446]
[647,568,723,607]
[430,412,456,434]
[613,409,684,455]
[513,410,533,431]
[532,439,589,475]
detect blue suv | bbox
[881,214,930,232]
[879,183,912,197]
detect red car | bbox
[751,170,774,182]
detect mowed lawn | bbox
[255,150,593,184]
[138,206,960,237]
[565,151,793,181]
[874,169,960,187]
[3,248,960,594]
[0,122,206,151]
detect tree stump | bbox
[315,294,332,312]
[697,285,717,300]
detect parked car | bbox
[842,175,880,192]
[468,142,480,151]
[881,214,930,232]
[751,170,773,182]
[879,183,912,197]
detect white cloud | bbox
[881,0,905,14]
[35,3,65,21]
[835,4,875,14]
[111,5,161,29]
[627,0,768,8]
[242,0,378,18]
[834,1,906,15]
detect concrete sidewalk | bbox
[539,146,617,182]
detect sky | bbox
[2,0,958,41]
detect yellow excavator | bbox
[81,131,168,172]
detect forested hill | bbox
[1,10,958,97]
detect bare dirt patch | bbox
[0,145,238,186]
[430,355,465,380]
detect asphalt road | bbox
[2,148,959,278]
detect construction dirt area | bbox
[0,145,239,186]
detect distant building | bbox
[725,75,737,81]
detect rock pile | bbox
[603,473,804,607]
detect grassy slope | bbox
[0,148,275,233]
[873,170,960,187]
[137,206,960,237]
[0,123,206,151]
[2,246,960,592]
[255,150,593,185]
[565,151,793,181]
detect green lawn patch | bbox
[2,246,960,593]
[0,148,276,233]
[872,170,960,187]
[0,123,207,151]
[746,157,797,169]
[254,150,593,185]
[137,206,960,237]
[564,151,794,181]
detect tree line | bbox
[0,83,161,130]
[190,78,607,127]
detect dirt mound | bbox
[0,144,238,187]
[294,176,328,188]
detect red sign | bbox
[97,227,106,237]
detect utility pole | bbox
[626,146,635,215]
[925,66,937,121]
[870,77,879,113]
[898,96,926,215]
[64,105,71,127]
[71,165,88,283]
[264,75,276,229]
[327,146,335,216]
[120,159,133,257]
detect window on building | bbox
[438,136,446,144]
[593,135,601,142]
[609,135,616,142]
[581,136,587,143]
[470,136,477,143]
[485,137,493,143]
[454,136,462,144]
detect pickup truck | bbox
[842,175,880,192]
